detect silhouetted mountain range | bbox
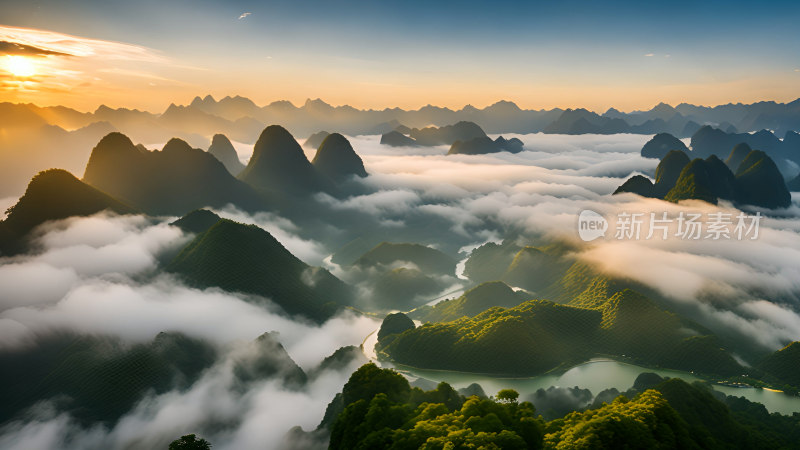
[4,97,800,200]
[238,125,332,196]
[83,132,267,215]
[14,126,370,226]
[544,107,704,136]
[4,97,800,147]
[545,108,631,134]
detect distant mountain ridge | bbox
[6,96,800,147]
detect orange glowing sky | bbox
[1,0,799,113]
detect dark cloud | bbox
[0,41,71,57]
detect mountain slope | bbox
[354,242,456,276]
[640,133,688,159]
[379,299,602,375]
[380,130,420,147]
[0,332,217,425]
[167,219,351,322]
[502,245,572,293]
[311,133,368,182]
[411,281,531,322]
[303,131,330,149]
[734,150,792,208]
[758,341,800,389]
[725,142,752,171]
[653,149,692,196]
[238,125,329,195]
[616,147,790,208]
[613,175,655,197]
[382,277,740,377]
[462,240,523,283]
[0,169,136,254]
[170,209,222,235]
[207,133,245,175]
[371,267,448,311]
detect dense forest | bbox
[324,364,800,449]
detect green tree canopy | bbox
[168,434,211,450]
[497,389,520,404]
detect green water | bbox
[387,358,800,415]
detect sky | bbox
[0,0,799,112]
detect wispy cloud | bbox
[0,25,207,107]
[0,25,166,62]
[238,12,252,20]
[644,53,654,57]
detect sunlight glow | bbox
[3,55,37,78]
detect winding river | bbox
[362,330,800,415]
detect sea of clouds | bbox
[1,131,799,448]
[0,213,377,449]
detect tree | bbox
[341,362,410,406]
[168,434,211,450]
[497,389,519,404]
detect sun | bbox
[3,55,37,78]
